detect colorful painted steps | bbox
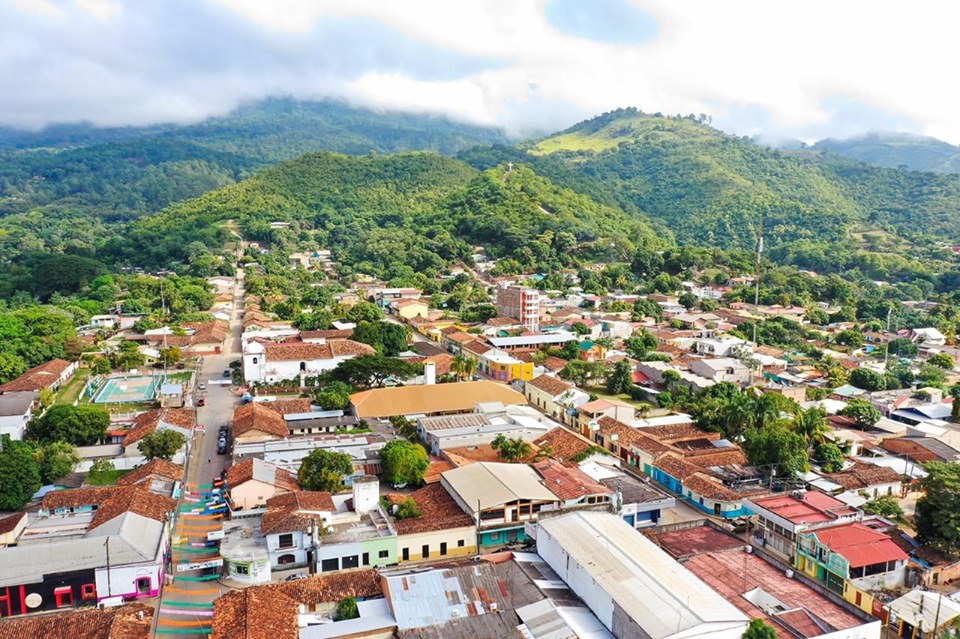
[163,601,214,608]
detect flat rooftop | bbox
[685,550,868,639]
[653,524,745,559]
[749,491,859,525]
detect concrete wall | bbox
[397,526,476,562]
[95,560,163,600]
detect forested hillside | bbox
[814,133,960,174]
[115,152,663,281]
[461,108,960,251]
[0,99,509,262]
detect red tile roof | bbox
[233,403,289,439]
[300,329,354,340]
[0,602,153,639]
[526,374,573,397]
[810,523,909,568]
[823,461,902,491]
[0,358,72,393]
[115,458,183,487]
[533,427,594,461]
[121,408,195,447]
[260,491,336,535]
[262,340,374,362]
[534,459,613,501]
[385,483,473,534]
[42,485,175,531]
[226,458,299,492]
[211,570,381,639]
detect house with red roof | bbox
[797,521,908,615]
[746,490,863,563]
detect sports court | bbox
[94,375,160,403]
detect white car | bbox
[198,383,207,391]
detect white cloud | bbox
[74,0,122,21]
[4,0,960,142]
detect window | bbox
[362,553,369,566]
[321,558,339,572]
[490,532,500,541]
[54,587,73,608]
[252,357,258,364]
[235,564,250,575]
[278,554,296,565]
[402,547,410,561]
[278,533,294,549]
[81,584,96,600]
[422,545,430,558]
[457,539,465,547]
[440,543,447,556]
[378,550,389,559]
[342,555,359,569]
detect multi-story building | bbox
[496,285,541,331]
[746,490,862,563]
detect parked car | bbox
[283,573,307,582]
[197,397,205,407]
[198,383,207,391]
[217,440,228,455]
[223,369,232,378]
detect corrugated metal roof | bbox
[537,511,749,639]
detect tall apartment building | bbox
[496,285,540,331]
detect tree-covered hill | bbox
[813,132,960,174]
[461,108,960,250]
[115,152,663,280]
[0,99,509,262]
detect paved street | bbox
[154,268,245,637]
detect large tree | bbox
[839,398,881,429]
[328,355,421,388]
[36,441,80,484]
[916,462,960,557]
[742,619,777,639]
[742,425,808,478]
[298,449,353,493]
[380,440,429,486]
[606,359,634,395]
[0,437,42,510]
[138,429,186,460]
[28,405,109,446]
[314,381,353,411]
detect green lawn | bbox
[165,372,194,382]
[55,370,91,405]
[87,469,131,485]
[584,386,655,411]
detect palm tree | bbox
[451,355,468,381]
[491,434,532,462]
[791,407,829,445]
[462,356,478,380]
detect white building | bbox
[688,358,752,384]
[417,407,554,456]
[242,339,375,384]
[535,511,750,639]
[0,391,38,440]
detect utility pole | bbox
[883,306,893,371]
[104,537,112,597]
[752,219,764,346]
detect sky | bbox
[2,0,958,144]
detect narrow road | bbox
[155,267,245,637]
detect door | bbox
[136,577,151,596]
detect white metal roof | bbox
[537,511,749,639]
[441,462,557,512]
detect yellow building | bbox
[393,298,429,320]
[389,484,477,563]
[481,348,535,382]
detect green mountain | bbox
[461,108,960,250]
[813,132,960,174]
[119,151,662,279]
[0,99,509,262]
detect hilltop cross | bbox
[506,162,513,173]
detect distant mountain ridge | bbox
[812,132,960,174]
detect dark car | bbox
[217,440,228,455]
[197,397,205,407]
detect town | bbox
[1,242,958,639]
